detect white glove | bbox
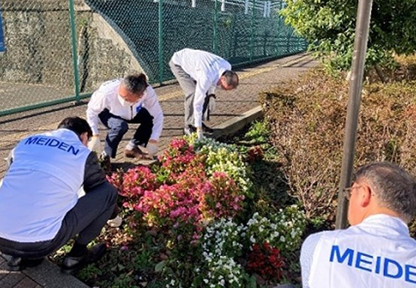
[147,142,159,157]
[107,215,122,228]
[88,136,102,153]
[208,96,216,113]
[197,128,204,140]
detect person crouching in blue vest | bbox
[0,117,118,274]
[301,162,416,288]
[86,73,164,163]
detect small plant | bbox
[246,242,285,281]
[246,205,306,253]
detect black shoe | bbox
[184,125,197,136]
[61,243,107,275]
[202,123,214,134]
[7,256,44,271]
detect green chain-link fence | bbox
[0,0,307,116]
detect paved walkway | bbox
[0,53,317,287]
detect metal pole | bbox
[249,0,256,62]
[68,0,80,103]
[158,0,164,84]
[335,0,374,229]
[213,0,218,53]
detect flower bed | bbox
[76,126,307,288]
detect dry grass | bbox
[260,65,416,220]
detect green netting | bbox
[0,0,306,116]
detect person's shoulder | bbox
[303,231,326,246]
[302,230,340,249]
[146,85,156,93]
[98,79,121,92]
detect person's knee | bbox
[91,182,118,205]
[111,121,128,135]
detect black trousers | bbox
[98,108,154,158]
[0,182,117,259]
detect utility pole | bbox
[335,0,374,229]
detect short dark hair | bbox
[122,73,149,96]
[222,70,239,88]
[58,117,92,139]
[355,162,416,223]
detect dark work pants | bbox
[98,108,154,158]
[0,182,117,259]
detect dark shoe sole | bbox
[61,244,107,275]
[7,257,44,271]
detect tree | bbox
[281,0,416,73]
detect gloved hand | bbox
[197,127,204,140]
[88,135,102,153]
[147,142,159,157]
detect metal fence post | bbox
[213,0,218,54]
[249,0,256,62]
[335,0,374,229]
[68,0,80,103]
[158,0,164,85]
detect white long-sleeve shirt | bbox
[86,79,164,141]
[171,48,231,128]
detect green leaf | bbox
[154,260,167,272]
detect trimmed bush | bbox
[260,68,416,219]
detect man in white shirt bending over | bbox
[87,73,164,162]
[301,162,416,288]
[169,48,239,139]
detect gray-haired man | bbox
[301,162,416,288]
[169,48,239,139]
[87,74,164,162]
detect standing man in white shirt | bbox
[300,162,416,288]
[87,73,164,162]
[169,48,239,139]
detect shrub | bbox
[260,68,416,219]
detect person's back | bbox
[301,162,416,288]
[306,215,416,287]
[0,128,91,242]
[0,117,118,273]
[171,48,231,81]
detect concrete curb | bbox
[213,106,263,138]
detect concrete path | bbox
[0,53,317,287]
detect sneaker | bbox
[184,125,197,136]
[61,243,107,275]
[184,124,214,136]
[124,146,145,159]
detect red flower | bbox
[246,242,285,281]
